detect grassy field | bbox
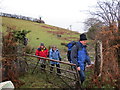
[1,16,80,60]
[1,17,79,48]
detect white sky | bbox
[0,0,98,33]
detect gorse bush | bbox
[91,25,120,88]
[2,28,31,87]
[12,30,31,44]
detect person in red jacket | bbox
[35,43,48,70]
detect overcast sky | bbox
[1,0,98,33]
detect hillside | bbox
[1,16,80,58]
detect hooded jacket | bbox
[49,48,61,64]
[35,47,48,58]
[71,41,91,71]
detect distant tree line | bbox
[0,12,45,23]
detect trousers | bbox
[50,64,61,74]
[78,70,86,84]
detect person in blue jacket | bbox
[71,33,92,84]
[49,46,61,74]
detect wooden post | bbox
[94,41,103,76]
[0,17,2,82]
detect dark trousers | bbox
[50,64,61,74]
[78,70,85,84]
[39,59,46,70]
[67,51,71,63]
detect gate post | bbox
[94,40,103,76]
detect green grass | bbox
[19,71,74,88]
[19,72,57,88]
[1,16,80,53]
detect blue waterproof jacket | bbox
[49,49,61,64]
[71,41,91,71]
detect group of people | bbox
[35,43,61,74]
[35,33,92,84]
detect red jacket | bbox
[35,47,48,58]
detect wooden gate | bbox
[24,53,81,89]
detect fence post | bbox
[94,40,103,76]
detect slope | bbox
[1,16,80,55]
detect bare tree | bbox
[84,18,103,31]
[84,18,103,40]
[91,0,120,31]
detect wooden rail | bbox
[24,54,76,66]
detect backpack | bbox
[66,41,77,62]
[67,41,76,51]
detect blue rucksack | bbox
[67,41,76,51]
[66,41,76,62]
